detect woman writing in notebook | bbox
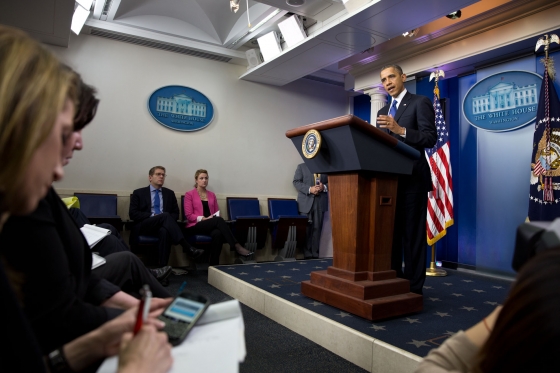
[0,25,171,372]
[184,169,253,265]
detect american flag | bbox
[528,64,560,221]
[426,95,454,245]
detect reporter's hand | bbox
[118,325,173,373]
[148,297,173,319]
[96,300,170,358]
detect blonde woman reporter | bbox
[184,169,253,265]
[0,25,171,372]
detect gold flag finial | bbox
[430,69,445,99]
[536,34,559,79]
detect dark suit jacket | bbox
[377,91,437,193]
[293,163,328,214]
[129,186,179,222]
[0,187,122,353]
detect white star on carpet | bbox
[407,340,430,348]
[460,306,477,311]
[492,286,503,289]
[289,292,300,297]
[402,318,420,324]
[309,301,323,306]
[434,312,451,317]
[451,293,464,297]
[239,272,248,275]
[320,261,327,263]
[472,289,485,293]
[335,312,352,318]
[484,301,499,306]
[428,297,441,302]
[444,331,455,336]
[290,268,300,271]
[299,262,307,265]
[266,270,275,273]
[253,278,263,281]
[281,276,291,279]
[462,280,473,283]
[423,286,433,289]
[227,267,235,270]
[370,324,386,331]
[276,264,284,266]
[443,283,453,286]
[270,284,281,288]
[252,265,261,268]
[313,266,323,269]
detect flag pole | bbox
[426,68,448,277]
[426,243,446,276]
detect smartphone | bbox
[157,291,210,346]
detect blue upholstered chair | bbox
[268,198,308,261]
[74,193,122,229]
[226,197,269,255]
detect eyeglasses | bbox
[154,173,166,177]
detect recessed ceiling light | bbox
[287,0,305,7]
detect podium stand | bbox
[286,115,423,320]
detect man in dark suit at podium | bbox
[130,166,203,266]
[293,163,328,259]
[376,64,437,294]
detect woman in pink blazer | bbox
[184,169,253,265]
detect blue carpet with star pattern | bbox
[216,259,512,356]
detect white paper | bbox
[80,224,111,248]
[97,300,245,373]
[212,210,220,217]
[91,253,106,270]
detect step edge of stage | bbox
[209,266,422,373]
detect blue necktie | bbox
[389,100,398,118]
[153,189,161,214]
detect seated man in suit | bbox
[293,163,328,259]
[130,166,203,266]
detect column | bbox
[363,86,388,126]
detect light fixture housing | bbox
[446,10,462,20]
[278,15,307,48]
[402,28,418,37]
[257,31,283,62]
[71,0,94,35]
[230,0,240,13]
[286,0,305,7]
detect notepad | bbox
[91,253,106,270]
[98,300,245,373]
[80,224,111,248]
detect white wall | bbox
[50,33,349,198]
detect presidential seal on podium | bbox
[302,129,321,158]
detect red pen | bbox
[133,284,152,335]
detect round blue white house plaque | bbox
[462,71,542,132]
[148,85,214,132]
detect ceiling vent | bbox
[302,75,344,87]
[89,28,232,63]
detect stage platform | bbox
[209,259,512,373]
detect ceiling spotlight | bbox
[446,10,461,20]
[402,29,418,38]
[230,0,240,13]
[286,0,305,6]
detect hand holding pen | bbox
[134,285,152,335]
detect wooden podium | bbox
[286,115,423,320]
